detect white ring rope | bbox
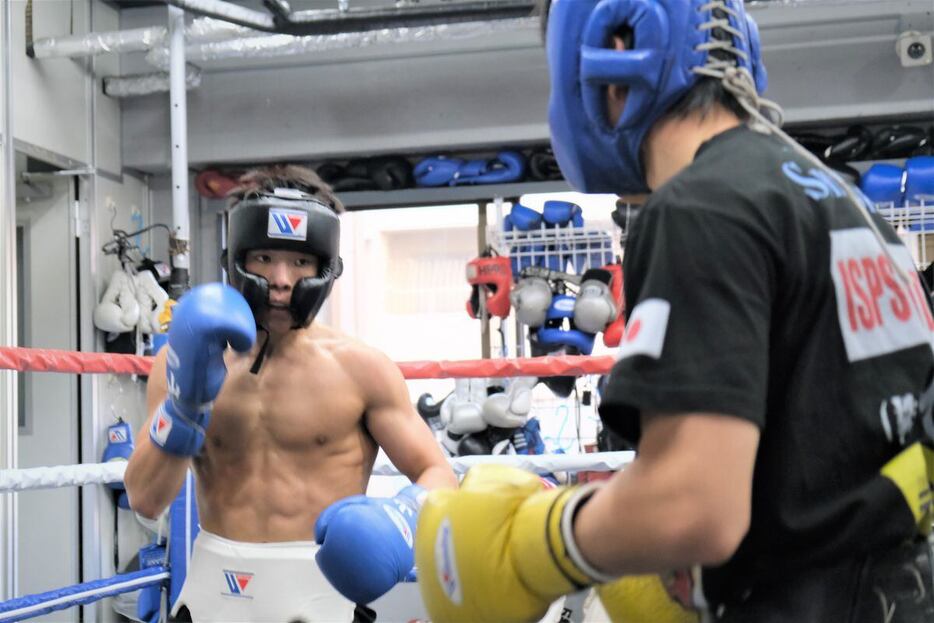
[373,451,634,476]
[0,451,634,493]
[0,461,127,492]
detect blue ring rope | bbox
[0,566,169,623]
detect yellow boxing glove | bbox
[597,575,699,623]
[416,464,700,623]
[416,464,611,623]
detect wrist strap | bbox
[149,402,206,457]
[559,483,618,584]
[397,484,428,511]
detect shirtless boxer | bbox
[124,166,457,623]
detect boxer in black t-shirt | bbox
[412,1,934,621]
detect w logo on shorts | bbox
[222,570,254,598]
[267,208,307,241]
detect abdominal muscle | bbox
[193,425,378,543]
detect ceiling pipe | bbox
[166,0,536,36]
[164,0,276,31]
[31,17,250,60]
[31,25,164,58]
[276,2,536,36]
[103,64,202,98]
[143,17,537,71]
[28,1,538,98]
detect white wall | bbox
[16,177,80,623]
[11,0,122,172]
[94,172,153,299]
[10,2,148,614]
[92,1,123,176]
[12,0,89,164]
[92,172,154,608]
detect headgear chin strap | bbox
[547,0,768,195]
[223,189,343,330]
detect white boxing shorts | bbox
[170,529,356,623]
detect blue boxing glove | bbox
[315,484,426,604]
[102,420,134,490]
[860,163,905,205]
[149,284,255,457]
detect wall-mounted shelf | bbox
[121,0,933,174]
[340,180,571,210]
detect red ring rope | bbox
[0,347,615,379]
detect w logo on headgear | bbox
[267,208,307,241]
[222,570,254,598]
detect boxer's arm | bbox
[124,348,190,519]
[574,411,760,575]
[358,347,457,490]
[315,346,455,604]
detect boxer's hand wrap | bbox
[149,284,255,457]
[315,484,427,604]
[415,465,611,622]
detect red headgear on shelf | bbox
[466,254,512,319]
[602,263,626,347]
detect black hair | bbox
[230,164,345,214]
[664,77,750,122]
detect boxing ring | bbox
[0,345,631,622]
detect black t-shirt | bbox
[600,125,934,608]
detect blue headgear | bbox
[547,0,768,194]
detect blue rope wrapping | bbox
[0,566,169,623]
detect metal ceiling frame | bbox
[165,0,537,36]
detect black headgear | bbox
[223,188,343,329]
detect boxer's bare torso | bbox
[145,322,441,542]
[200,328,374,541]
[129,248,454,541]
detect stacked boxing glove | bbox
[416,393,445,432]
[574,268,618,334]
[861,156,934,206]
[542,200,584,272]
[482,377,537,429]
[315,484,427,604]
[440,378,488,436]
[905,155,934,203]
[511,276,553,328]
[134,270,170,334]
[93,270,141,333]
[102,419,134,509]
[452,151,526,186]
[505,204,546,277]
[149,284,256,457]
[439,378,490,456]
